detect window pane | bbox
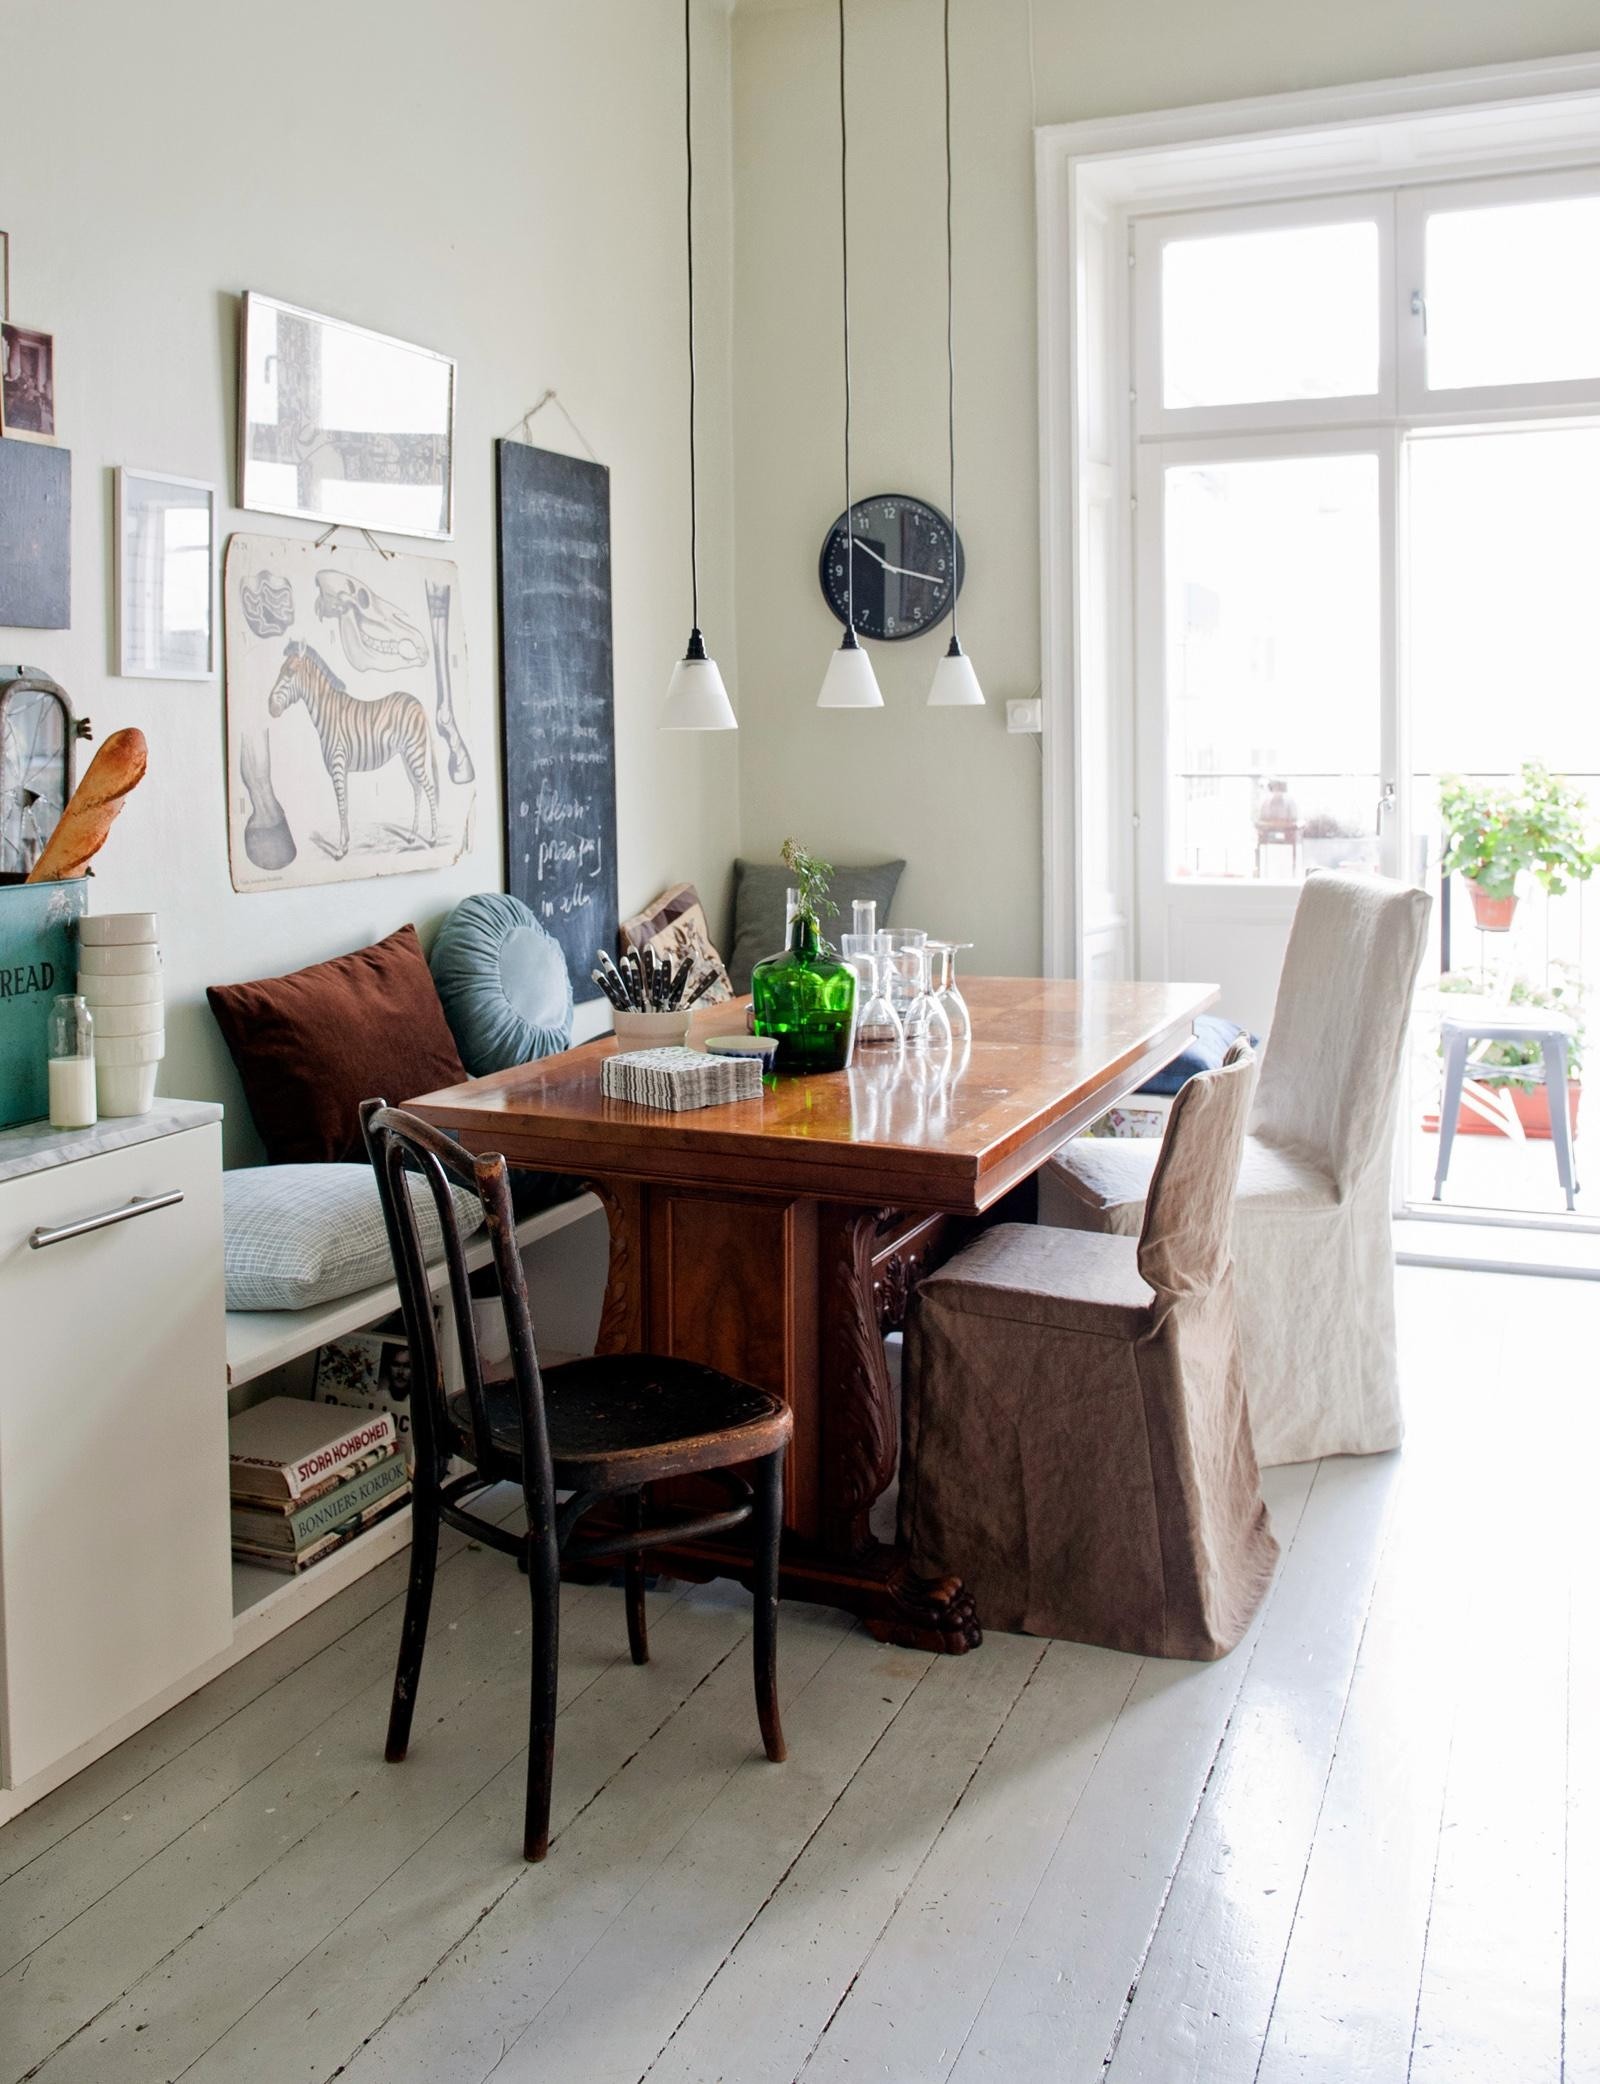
[1425,194,1600,391]
[1161,222,1379,409]
[1164,454,1381,880]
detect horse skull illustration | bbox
[314,570,429,672]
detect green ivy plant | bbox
[780,836,838,937]
[1439,762,1600,901]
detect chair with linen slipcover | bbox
[899,1043,1277,1659]
[1039,871,1432,1466]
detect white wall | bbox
[6,0,738,1162]
[729,0,1600,977]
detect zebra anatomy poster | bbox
[223,533,475,892]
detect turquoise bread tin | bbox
[0,879,88,1128]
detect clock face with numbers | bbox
[818,493,964,642]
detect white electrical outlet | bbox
[1007,698,1043,735]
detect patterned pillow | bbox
[618,882,733,1003]
[223,1164,485,1312]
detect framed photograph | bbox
[0,231,9,322]
[116,469,216,679]
[238,291,455,539]
[1,322,55,441]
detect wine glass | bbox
[841,932,904,1050]
[925,941,973,1042]
[882,930,952,1052]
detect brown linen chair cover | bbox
[899,1045,1279,1659]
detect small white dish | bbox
[78,912,159,947]
[76,969,164,1005]
[613,1009,691,1050]
[86,1000,165,1038]
[78,942,162,976]
[96,1063,158,1117]
[93,1028,166,1065]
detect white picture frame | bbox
[237,292,456,540]
[115,468,217,680]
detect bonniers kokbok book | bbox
[228,1396,398,1505]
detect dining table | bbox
[410,975,1216,1653]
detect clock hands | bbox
[844,537,945,586]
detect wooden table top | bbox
[409,977,1216,1214]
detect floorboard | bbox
[1,1268,1590,2084]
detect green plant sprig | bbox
[780,837,838,934]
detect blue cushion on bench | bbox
[429,893,573,1077]
[1138,1013,1254,1097]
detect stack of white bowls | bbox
[76,913,164,1117]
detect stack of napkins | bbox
[601,1046,763,1112]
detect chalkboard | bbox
[497,441,618,1003]
[0,441,70,630]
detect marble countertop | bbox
[0,1099,223,1186]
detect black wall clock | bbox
[818,493,964,642]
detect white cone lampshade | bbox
[663,633,737,730]
[928,636,984,707]
[818,632,884,709]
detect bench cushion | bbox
[224,1163,484,1312]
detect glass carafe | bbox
[47,993,96,1129]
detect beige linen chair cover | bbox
[1039,872,1431,1466]
[899,1049,1278,1659]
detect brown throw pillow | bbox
[208,924,468,1164]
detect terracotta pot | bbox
[1467,882,1518,932]
[1423,1081,1581,1141]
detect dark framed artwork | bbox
[0,440,70,629]
[496,440,618,1001]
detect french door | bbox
[1135,429,1401,1033]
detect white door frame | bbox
[1036,49,1600,984]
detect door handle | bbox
[1377,781,1397,822]
[29,1190,184,1250]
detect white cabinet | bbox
[0,1121,230,1788]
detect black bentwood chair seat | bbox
[362,1101,793,1862]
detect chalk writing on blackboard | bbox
[497,442,619,1001]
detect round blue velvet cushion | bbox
[429,893,573,1076]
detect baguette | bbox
[26,728,149,883]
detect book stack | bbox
[229,1396,410,1574]
[600,1045,762,1112]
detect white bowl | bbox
[78,942,162,976]
[613,1009,691,1050]
[86,1000,164,1038]
[77,969,164,1005]
[78,912,159,947]
[96,1062,158,1117]
[93,1029,165,1065]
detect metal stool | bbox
[1433,1011,1578,1212]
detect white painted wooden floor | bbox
[3,1265,1594,2084]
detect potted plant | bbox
[749,838,858,1072]
[1438,763,1600,931]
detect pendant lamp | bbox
[927,0,983,707]
[818,0,883,710]
[663,0,736,731]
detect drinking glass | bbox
[926,941,973,1042]
[840,931,904,1049]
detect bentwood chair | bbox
[361,1101,792,1861]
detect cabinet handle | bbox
[29,1190,184,1250]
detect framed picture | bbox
[0,231,9,322]
[238,292,455,539]
[1,322,55,441]
[116,469,216,679]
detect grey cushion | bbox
[224,1164,485,1312]
[727,857,906,993]
[429,893,573,1077]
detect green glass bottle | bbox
[750,914,858,1072]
